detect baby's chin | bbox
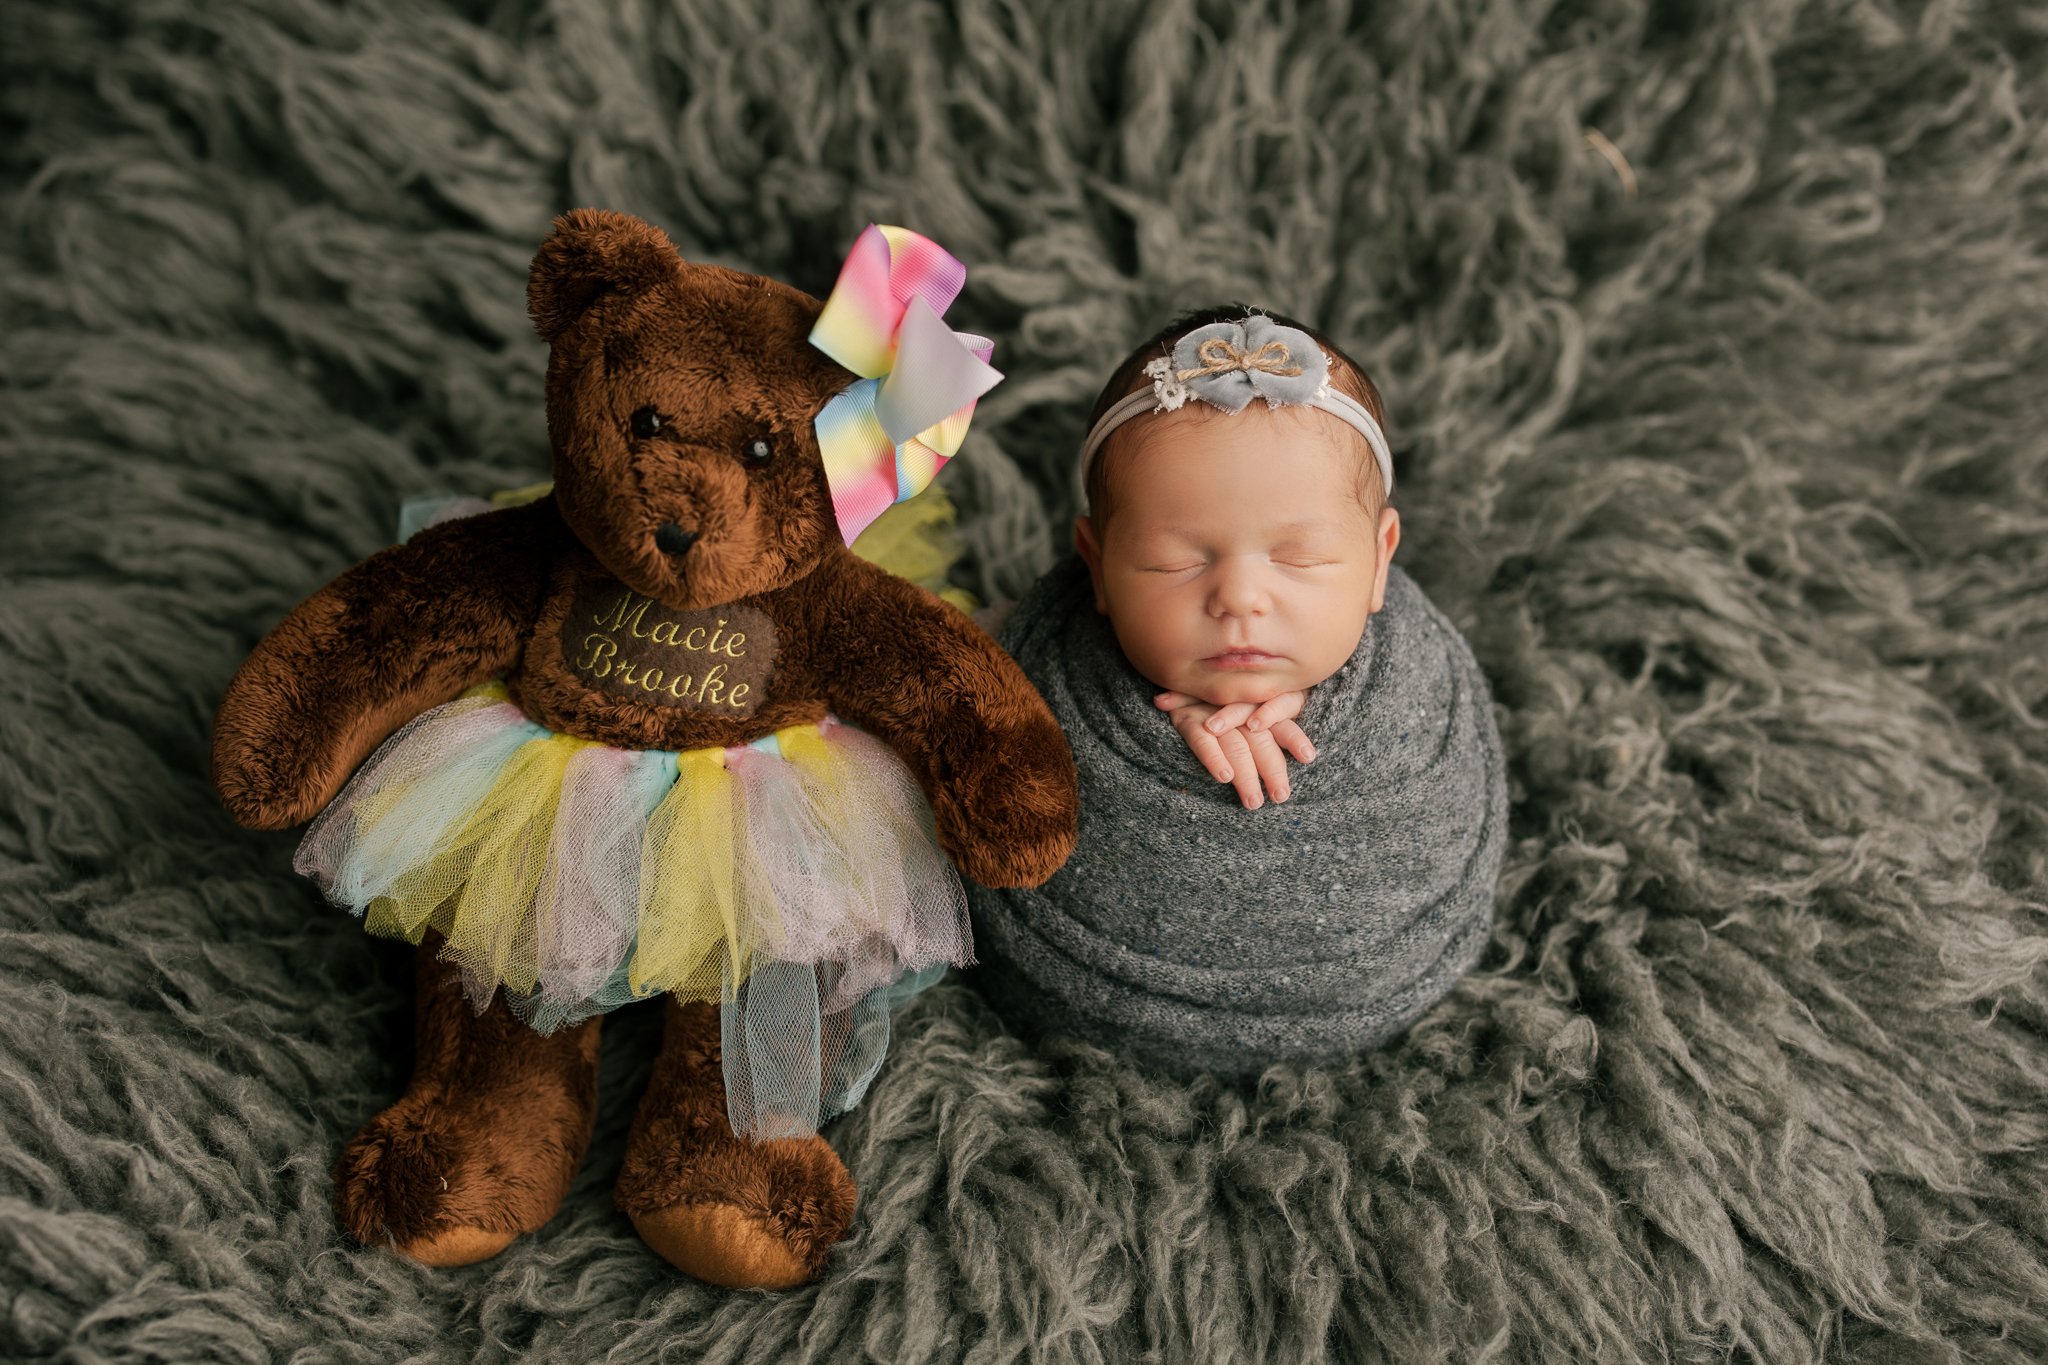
[1160,659,1324,707]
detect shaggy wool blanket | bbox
[3,1,2045,1361]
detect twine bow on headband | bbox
[809,225,1003,545]
[1179,338,1303,381]
[1144,316,1330,414]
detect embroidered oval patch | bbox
[562,578,777,716]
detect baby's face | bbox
[1075,404,1400,705]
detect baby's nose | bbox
[1208,564,1270,616]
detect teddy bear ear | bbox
[527,209,681,342]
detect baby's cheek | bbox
[1295,595,1373,663]
[1103,619,1184,692]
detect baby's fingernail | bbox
[1248,720,1264,731]
[1206,718,1225,733]
[1304,747,1317,761]
[1215,767,1232,782]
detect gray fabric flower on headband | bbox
[1142,315,1331,414]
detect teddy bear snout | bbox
[654,522,699,556]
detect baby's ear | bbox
[527,209,680,341]
[1073,516,1110,614]
[1369,505,1401,612]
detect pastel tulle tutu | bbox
[296,682,972,1140]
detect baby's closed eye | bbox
[1267,535,1346,568]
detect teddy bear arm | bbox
[811,557,1078,888]
[211,507,553,830]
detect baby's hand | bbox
[1152,690,1316,810]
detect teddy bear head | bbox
[526,209,853,610]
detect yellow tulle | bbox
[367,730,593,993]
[774,723,884,936]
[359,684,519,941]
[630,747,752,999]
[353,716,862,1007]
[846,483,980,612]
[341,529,962,1015]
[447,734,590,992]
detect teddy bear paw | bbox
[627,1195,844,1291]
[616,1117,857,1288]
[939,799,1078,889]
[332,1102,555,1267]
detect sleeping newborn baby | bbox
[966,307,1508,1081]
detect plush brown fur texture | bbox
[212,501,565,831]
[333,938,602,1266]
[615,1001,859,1291]
[210,209,1078,1287]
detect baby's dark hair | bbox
[1082,304,1390,527]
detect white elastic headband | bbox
[1076,315,1394,510]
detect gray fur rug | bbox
[3,1,2045,1361]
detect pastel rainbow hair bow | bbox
[810,225,1002,545]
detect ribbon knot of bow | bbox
[1177,338,1305,382]
[809,225,1003,545]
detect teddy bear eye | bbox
[743,438,774,465]
[630,407,665,439]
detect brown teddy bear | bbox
[210,209,1078,1289]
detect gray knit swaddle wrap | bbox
[966,558,1508,1080]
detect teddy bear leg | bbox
[615,998,858,1289]
[332,936,602,1267]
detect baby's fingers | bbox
[1246,728,1291,803]
[1153,690,1202,711]
[1217,728,1264,809]
[1172,713,1235,784]
[1246,690,1306,732]
[1270,720,1317,764]
[1202,702,1258,734]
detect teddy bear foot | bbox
[333,939,603,1266]
[615,999,857,1290]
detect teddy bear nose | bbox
[654,521,698,556]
